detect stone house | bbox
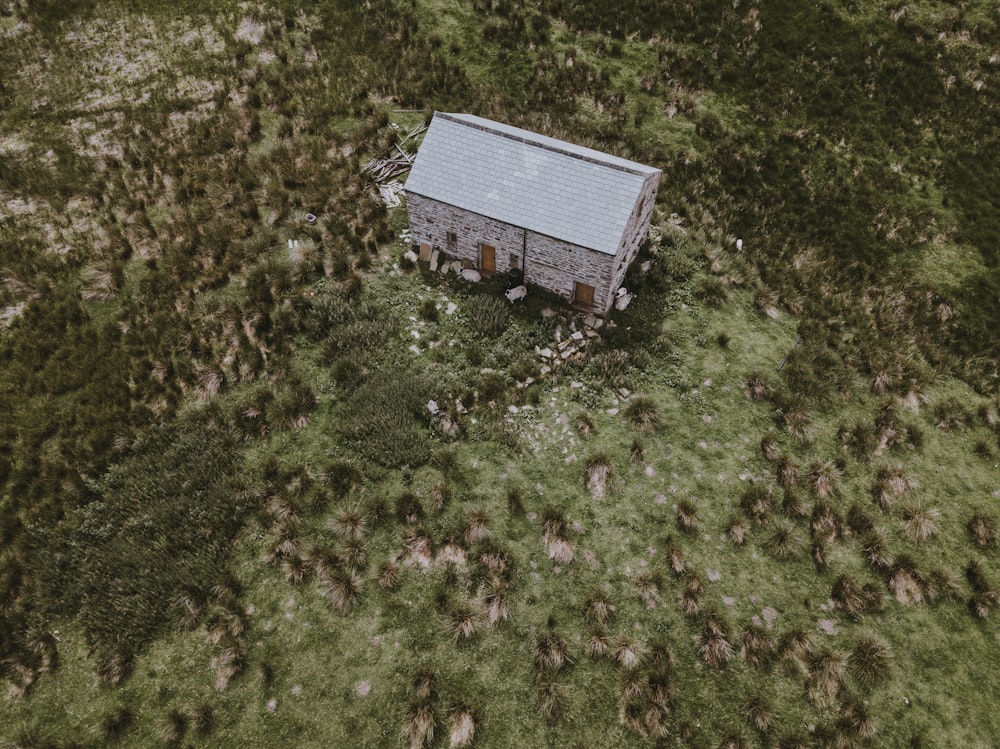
[403,113,661,314]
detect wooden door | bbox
[480,243,496,274]
[574,282,595,307]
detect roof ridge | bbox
[436,112,651,177]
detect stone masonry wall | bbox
[405,192,616,310]
[605,172,661,311]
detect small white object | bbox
[305,213,317,223]
[427,400,439,415]
[460,268,482,283]
[403,250,419,263]
[615,289,634,310]
[287,239,293,249]
[505,285,527,302]
[736,238,743,251]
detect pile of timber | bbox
[362,123,427,184]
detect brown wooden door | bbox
[480,243,496,274]
[574,282,595,307]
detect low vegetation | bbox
[1,0,999,747]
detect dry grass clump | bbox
[740,623,776,668]
[331,504,367,541]
[676,499,699,533]
[967,513,998,548]
[446,602,477,642]
[584,452,613,498]
[806,648,848,704]
[775,454,798,488]
[726,516,749,545]
[190,702,216,736]
[428,482,451,513]
[100,705,135,742]
[679,573,704,617]
[160,708,188,746]
[870,464,912,511]
[760,433,780,462]
[966,561,999,619]
[900,503,939,544]
[837,696,877,741]
[623,395,662,432]
[378,559,403,589]
[535,678,567,722]
[695,611,735,668]
[861,528,894,570]
[541,508,576,564]
[744,371,771,401]
[848,635,892,687]
[781,489,807,519]
[763,520,804,559]
[664,535,687,576]
[402,700,438,749]
[614,635,647,670]
[831,574,883,617]
[583,589,616,627]
[746,692,775,731]
[629,437,645,463]
[888,555,930,604]
[740,483,773,525]
[586,627,611,660]
[778,627,813,669]
[533,629,572,672]
[447,702,478,748]
[316,564,362,615]
[482,581,512,626]
[463,507,490,546]
[782,408,814,442]
[810,500,841,545]
[807,459,840,498]
[575,411,595,436]
[401,527,434,569]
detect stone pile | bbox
[534,310,610,375]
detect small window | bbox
[447,231,457,251]
[509,253,519,269]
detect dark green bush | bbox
[465,296,510,338]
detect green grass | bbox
[2,0,1000,747]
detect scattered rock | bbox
[445,302,458,315]
[707,569,722,582]
[819,619,839,635]
[761,607,779,629]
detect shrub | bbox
[696,276,728,307]
[419,298,439,322]
[465,296,509,338]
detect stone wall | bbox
[606,172,661,311]
[405,192,618,311]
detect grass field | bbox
[1,1,999,747]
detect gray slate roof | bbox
[404,113,660,256]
